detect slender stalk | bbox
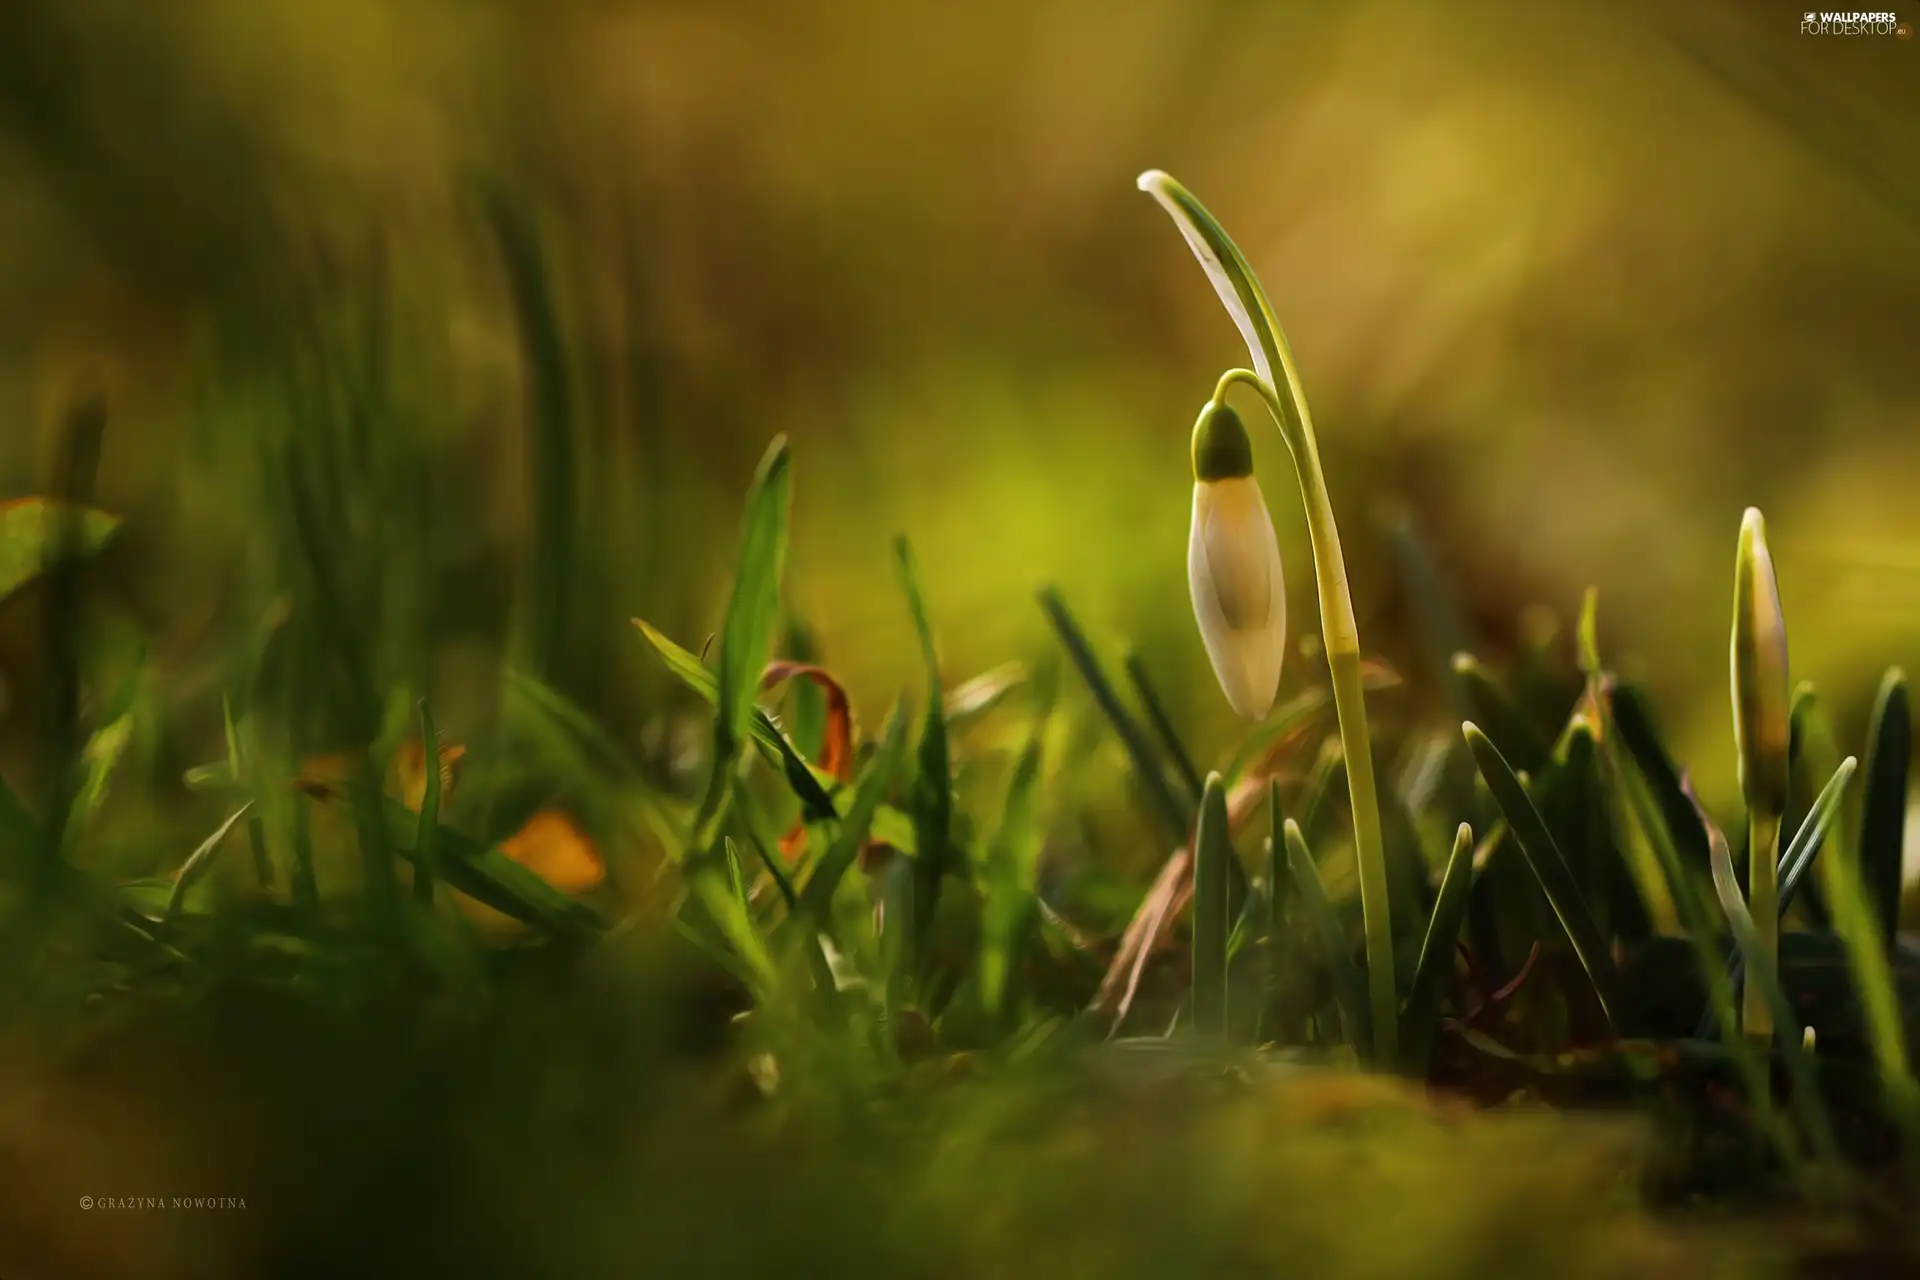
[1214,366,1394,1065]
[1744,812,1779,1041]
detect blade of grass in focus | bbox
[1465,723,1618,1029]
[1283,816,1368,1056]
[1190,773,1231,1038]
[1399,823,1475,1076]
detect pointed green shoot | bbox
[1282,818,1369,1055]
[1732,508,1791,1042]
[709,436,793,796]
[1400,823,1476,1076]
[1705,757,1858,1040]
[414,701,443,905]
[791,699,912,942]
[1464,723,1619,1028]
[1694,785,1839,1165]
[1036,586,1193,846]
[1861,668,1911,949]
[980,700,1050,1017]
[1191,773,1232,1038]
[1124,651,1205,804]
[894,535,954,956]
[164,803,257,923]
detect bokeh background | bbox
[0,0,1915,823]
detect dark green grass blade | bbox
[1860,669,1910,949]
[37,397,106,874]
[1780,759,1859,915]
[414,701,443,905]
[1464,723,1619,1028]
[894,536,953,956]
[164,803,257,923]
[1399,823,1475,1076]
[632,619,837,822]
[1613,682,1711,875]
[709,437,793,796]
[1264,779,1289,1040]
[378,798,604,938]
[484,187,578,687]
[792,700,911,940]
[1785,684,1838,928]
[221,698,273,888]
[732,787,798,913]
[1297,739,1346,844]
[1455,654,1549,775]
[1124,651,1204,805]
[1380,505,1474,721]
[980,699,1050,1017]
[1702,757,1857,1039]
[1191,774,1231,1038]
[506,669,652,789]
[1694,786,1840,1165]
[1282,817,1369,1056]
[1037,586,1192,846]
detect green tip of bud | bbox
[1191,401,1253,482]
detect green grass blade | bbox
[1703,757,1858,1040]
[1124,651,1204,805]
[379,798,604,938]
[731,787,798,914]
[1191,773,1231,1038]
[1780,758,1858,914]
[1613,682,1711,875]
[1785,684,1839,928]
[689,816,778,998]
[1036,586,1192,846]
[1455,654,1549,774]
[1379,505,1474,722]
[1860,668,1910,948]
[165,803,257,923]
[483,187,579,686]
[1693,785,1839,1165]
[632,619,837,822]
[894,536,953,957]
[1399,823,1475,1076]
[980,702,1050,1017]
[1282,817,1369,1056]
[1464,723,1619,1028]
[414,701,443,905]
[792,699,911,939]
[709,437,793,792]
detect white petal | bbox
[1189,479,1286,719]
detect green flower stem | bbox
[1212,365,1394,1066]
[1745,811,1780,1042]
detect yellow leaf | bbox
[500,810,605,895]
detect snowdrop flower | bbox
[1188,400,1286,719]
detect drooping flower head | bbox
[1188,400,1285,719]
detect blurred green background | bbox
[0,2,1916,1275]
[0,0,1915,834]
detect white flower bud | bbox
[1188,402,1285,719]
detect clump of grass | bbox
[2,180,1920,1278]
